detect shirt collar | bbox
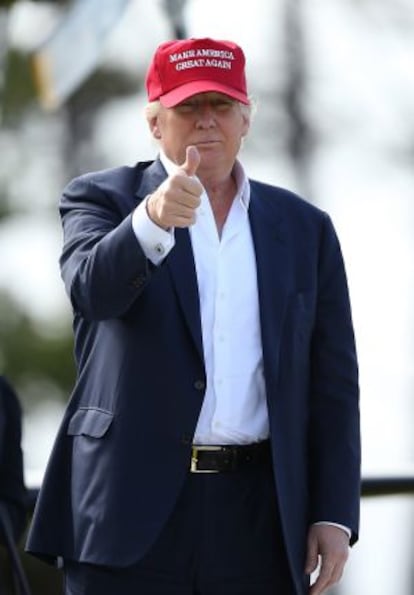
[158,150,250,210]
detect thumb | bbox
[180,145,200,177]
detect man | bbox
[0,376,27,545]
[0,376,28,595]
[26,37,360,594]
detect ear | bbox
[241,118,250,138]
[152,127,162,140]
[241,110,250,138]
[149,116,162,140]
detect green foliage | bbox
[0,42,140,412]
[2,49,37,126]
[67,64,141,114]
[0,0,17,8]
[0,0,64,5]
[0,190,13,220]
[0,3,143,415]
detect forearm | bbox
[60,175,153,320]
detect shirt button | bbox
[154,243,165,255]
[194,380,205,391]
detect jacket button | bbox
[131,274,146,289]
[194,380,205,391]
[181,435,192,445]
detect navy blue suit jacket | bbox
[26,159,360,594]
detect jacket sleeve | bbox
[308,214,361,545]
[59,174,152,321]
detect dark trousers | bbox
[64,460,297,594]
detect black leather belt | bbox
[190,440,271,473]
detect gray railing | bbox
[361,475,414,497]
[25,475,414,509]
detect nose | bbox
[195,104,216,129]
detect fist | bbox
[146,146,203,229]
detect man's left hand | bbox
[305,524,350,594]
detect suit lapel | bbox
[166,229,204,361]
[249,183,290,408]
[135,159,204,361]
[134,159,167,200]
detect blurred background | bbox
[0,0,414,593]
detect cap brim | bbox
[159,80,249,107]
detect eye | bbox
[213,99,235,112]
[175,101,198,114]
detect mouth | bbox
[195,140,220,148]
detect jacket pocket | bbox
[67,407,113,438]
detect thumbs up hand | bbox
[179,145,200,178]
[146,146,203,229]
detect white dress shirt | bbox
[132,151,269,445]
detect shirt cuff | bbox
[313,521,352,541]
[132,198,175,266]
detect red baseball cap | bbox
[145,37,249,107]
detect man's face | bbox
[150,92,250,176]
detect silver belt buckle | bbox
[190,445,222,473]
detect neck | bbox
[202,174,236,202]
[200,171,237,237]
[198,162,236,199]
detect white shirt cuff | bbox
[313,521,352,541]
[132,198,175,266]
